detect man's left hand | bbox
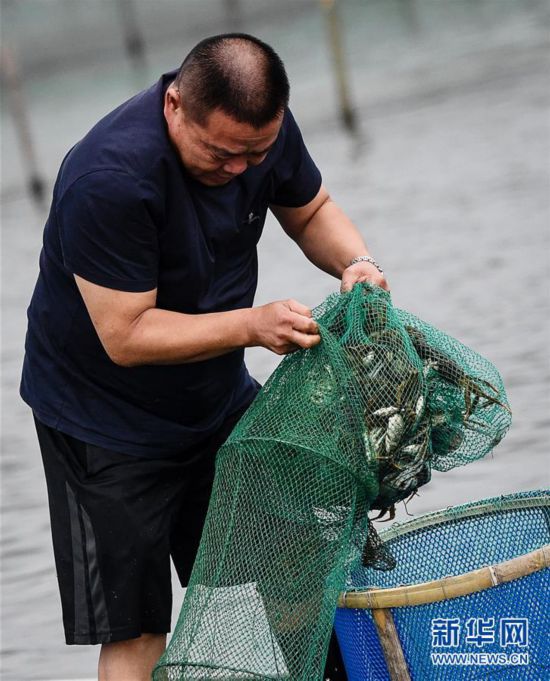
[340,260,389,293]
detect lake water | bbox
[1,1,549,678]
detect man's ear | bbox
[165,86,181,114]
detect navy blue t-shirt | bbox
[20,70,322,457]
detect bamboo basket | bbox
[335,491,550,681]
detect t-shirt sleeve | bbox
[57,170,159,292]
[268,109,322,208]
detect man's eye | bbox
[211,151,230,161]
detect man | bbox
[21,34,387,680]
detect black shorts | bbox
[34,406,249,645]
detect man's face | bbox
[164,87,282,186]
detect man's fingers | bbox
[290,329,321,349]
[287,312,321,350]
[257,300,321,355]
[285,300,320,346]
[286,298,312,318]
[340,276,354,293]
[340,272,390,293]
[340,273,369,292]
[379,277,390,291]
[289,310,318,335]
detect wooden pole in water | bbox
[115,0,146,69]
[0,44,46,205]
[223,0,243,31]
[371,608,412,681]
[319,0,357,134]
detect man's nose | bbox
[222,157,248,175]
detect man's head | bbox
[164,34,290,186]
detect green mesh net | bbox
[153,283,511,681]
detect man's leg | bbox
[98,633,166,681]
[34,419,182,662]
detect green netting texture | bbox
[153,284,511,681]
[336,491,550,680]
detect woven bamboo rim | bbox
[338,544,550,609]
[377,493,550,543]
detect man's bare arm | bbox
[270,185,389,292]
[75,275,320,367]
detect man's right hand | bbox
[248,299,321,355]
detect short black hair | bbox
[174,33,290,129]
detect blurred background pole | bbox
[1,44,46,206]
[223,0,244,31]
[319,0,358,136]
[115,0,147,73]
[397,0,420,33]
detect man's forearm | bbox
[271,187,388,293]
[290,197,371,277]
[113,307,254,366]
